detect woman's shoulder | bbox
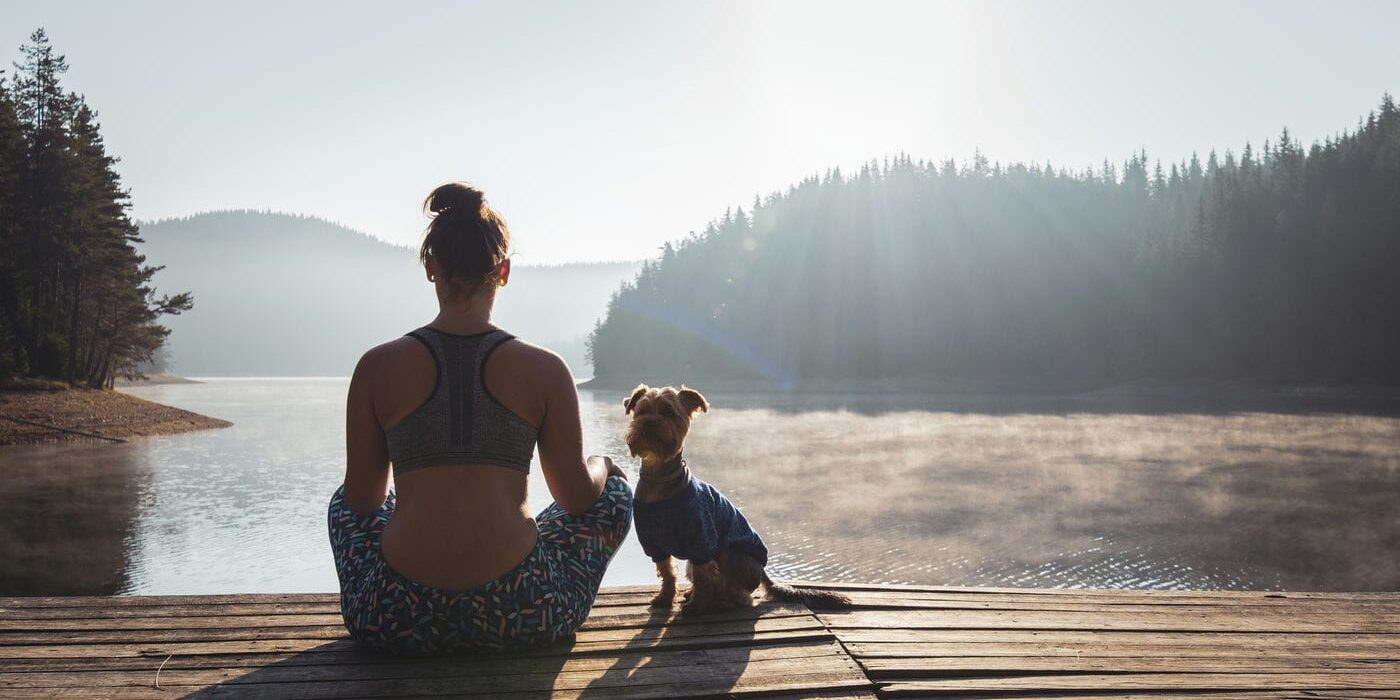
[493,335,574,383]
[353,334,429,378]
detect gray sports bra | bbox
[385,327,538,476]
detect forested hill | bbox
[588,96,1400,388]
[139,211,638,376]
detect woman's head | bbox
[419,182,511,300]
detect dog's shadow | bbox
[576,602,760,698]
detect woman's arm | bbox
[343,348,392,515]
[536,352,617,515]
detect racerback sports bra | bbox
[385,326,538,476]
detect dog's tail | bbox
[760,571,853,609]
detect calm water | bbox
[2,378,1398,595]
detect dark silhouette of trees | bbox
[0,29,191,388]
[589,96,1400,387]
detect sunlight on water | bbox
[1,379,1397,595]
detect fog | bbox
[138,212,638,377]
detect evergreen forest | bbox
[589,96,1400,388]
[0,29,190,387]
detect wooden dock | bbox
[1,583,1398,698]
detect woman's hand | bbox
[589,455,627,481]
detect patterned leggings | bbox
[328,475,632,655]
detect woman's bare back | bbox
[353,330,562,591]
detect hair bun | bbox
[419,182,511,298]
[426,182,485,215]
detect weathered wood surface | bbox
[0,586,873,699]
[0,583,1397,698]
[804,582,1400,699]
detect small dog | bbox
[624,384,851,616]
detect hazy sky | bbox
[3,1,1397,263]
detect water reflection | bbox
[0,441,148,594]
[1,379,1397,595]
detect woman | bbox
[328,182,632,655]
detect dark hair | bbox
[419,182,510,298]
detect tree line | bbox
[589,95,1400,387]
[0,29,190,388]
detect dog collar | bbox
[642,453,688,484]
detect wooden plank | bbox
[4,652,856,692]
[0,594,664,621]
[0,602,809,632]
[879,673,1400,694]
[0,614,349,631]
[761,692,879,700]
[0,625,358,645]
[816,589,1400,612]
[788,581,1400,601]
[884,695,1400,700]
[830,599,1400,616]
[798,584,1400,602]
[0,627,840,672]
[0,671,874,699]
[0,602,343,620]
[0,666,872,699]
[859,655,1400,675]
[0,603,814,645]
[0,639,849,687]
[818,609,1400,633]
[832,628,1400,646]
[822,608,1400,625]
[0,635,842,674]
[844,640,1400,659]
[0,615,830,659]
[11,598,1398,628]
[0,632,838,670]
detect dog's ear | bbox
[624,385,649,414]
[677,386,709,415]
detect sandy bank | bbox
[0,388,231,446]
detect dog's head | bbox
[623,384,709,465]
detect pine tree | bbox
[1,29,193,388]
[0,72,27,378]
[10,28,76,374]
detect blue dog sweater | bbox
[633,475,769,567]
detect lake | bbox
[2,378,1398,596]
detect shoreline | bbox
[112,373,203,387]
[579,376,1400,415]
[580,374,1400,396]
[0,387,231,446]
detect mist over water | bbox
[3,379,1397,596]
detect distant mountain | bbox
[137,211,638,377]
